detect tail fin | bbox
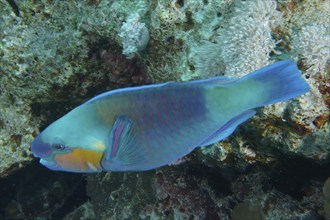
[241,60,310,107]
[205,60,310,122]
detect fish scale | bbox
[122,84,209,167]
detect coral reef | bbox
[194,0,283,78]
[196,0,330,165]
[119,13,150,58]
[232,202,264,220]
[0,0,150,174]
[0,0,329,219]
[86,164,230,219]
[86,155,329,219]
[63,202,96,220]
[0,161,87,219]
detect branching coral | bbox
[193,41,226,77]
[193,0,282,78]
[281,23,330,156]
[219,0,282,77]
[294,24,330,76]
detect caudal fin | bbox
[241,59,310,107]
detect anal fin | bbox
[200,110,256,147]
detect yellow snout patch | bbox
[55,148,103,172]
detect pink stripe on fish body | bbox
[110,120,125,158]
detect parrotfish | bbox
[30,60,310,172]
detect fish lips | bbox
[40,158,61,171]
[30,135,53,158]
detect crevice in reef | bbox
[0,160,88,219]
[265,151,330,200]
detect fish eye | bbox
[51,137,66,151]
[53,143,65,150]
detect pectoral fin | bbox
[101,115,146,171]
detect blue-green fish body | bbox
[31,60,310,172]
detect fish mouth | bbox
[40,158,60,171]
[30,135,52,158]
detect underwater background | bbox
[0,0,329,219]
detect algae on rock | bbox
[0,0,149,173]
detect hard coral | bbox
[194,0,282,78]
[153,169,222,219]
[284,22,330,142]
[294,24,329,76]
[119,13,150,59]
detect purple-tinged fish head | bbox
[30,135,74,171]
[30,104,105,173]
[31,133,103,173]
[30,135,53,158]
